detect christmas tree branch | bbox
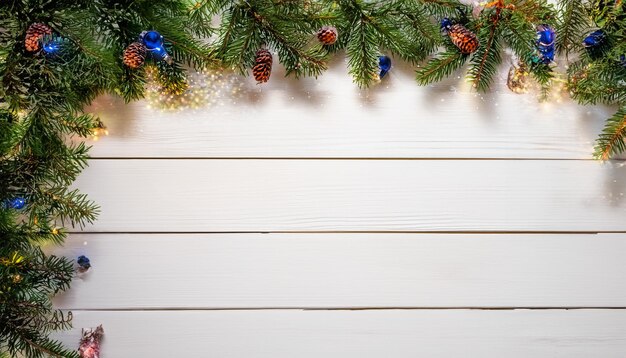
[416,50,467,84]
[468,8,503,92]
[555,0,589,58]
[594,106,626,160]
[252,11,327,77]
[346,16,379,87]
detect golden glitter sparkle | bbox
[145,67,245,111]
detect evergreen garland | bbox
[0,0,625,356]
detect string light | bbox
[90,120,108,141]
[507,61,530,94]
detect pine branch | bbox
[21,336,80,358]
[117,66,147,102]
[0,244,78,358]
[215,6,261,73]
[420,0,469,17]
[153,62,189,96]
[468,8,503,92]
[253,12,328,78]
[398,5,441,53]
[35,187,100,229]
[346,15,379,87]
[568,61,626,105]
[594,106,626,160]
[415,50,467,84]
[501,11,538,65]
[187,0,224,37]
[214,1,327,78]
[555,0,589,58]
[334,0,442,86]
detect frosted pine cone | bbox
[25,23,52,52]
[123,42,147,69]
[252,49,273,83]
[317,26,338,45]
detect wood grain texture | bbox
[74,159,626,232]
[84,60,617,159]
[55,56,626,355]
[52,233,626,309]
[55,310,626,357]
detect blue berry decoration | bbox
[378,55,392,79]
[583,30,606,48]
[42,41,60,54]
[140,30,173,64]
[440,17,453,31]
[535,24,556,64]
[583,30,608,59]
[7,197,26,210]
[536,25,555,47]
[77,255,91,272]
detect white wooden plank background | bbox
[51,56,626,356]
[84,60,618,159]
[74,159,626,232]
[55,310,626,357]
[53,233,626,309]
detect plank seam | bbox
[63,307,626,311]
[86,157,626,161]
[67,231,621,234]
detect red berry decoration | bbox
[317,26,338,45]
[25,23,52,52]
[252,48,273,83]
[123,41,147,69]
[448,24,479,54]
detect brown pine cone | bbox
[317,26,338,45]
[448,24,479,54]
[252,49,273,83]
[123,42,148,69]
[25,23,53,52]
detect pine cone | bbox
[317,26,338,45]
[25,23,52,52]
[123,42,147,69]
[252,49,273,83]
[448,24,479,54]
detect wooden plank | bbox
[74,159,626,232]
[84,60,617,159]
[52,233,626,309]
[55,310,626,357]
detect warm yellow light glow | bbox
[90,122,109,141]
[145,68,245,111]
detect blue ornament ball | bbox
[440,18,453,30]
[583,30,606,48]
[77,255,91,271]
[536,24,555,47]
[378,55,392,79]
[621,55,626,67]
[140,30,173,64]
[8,197,26,210]
[142,30,164,50]
[535,24,556,64]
